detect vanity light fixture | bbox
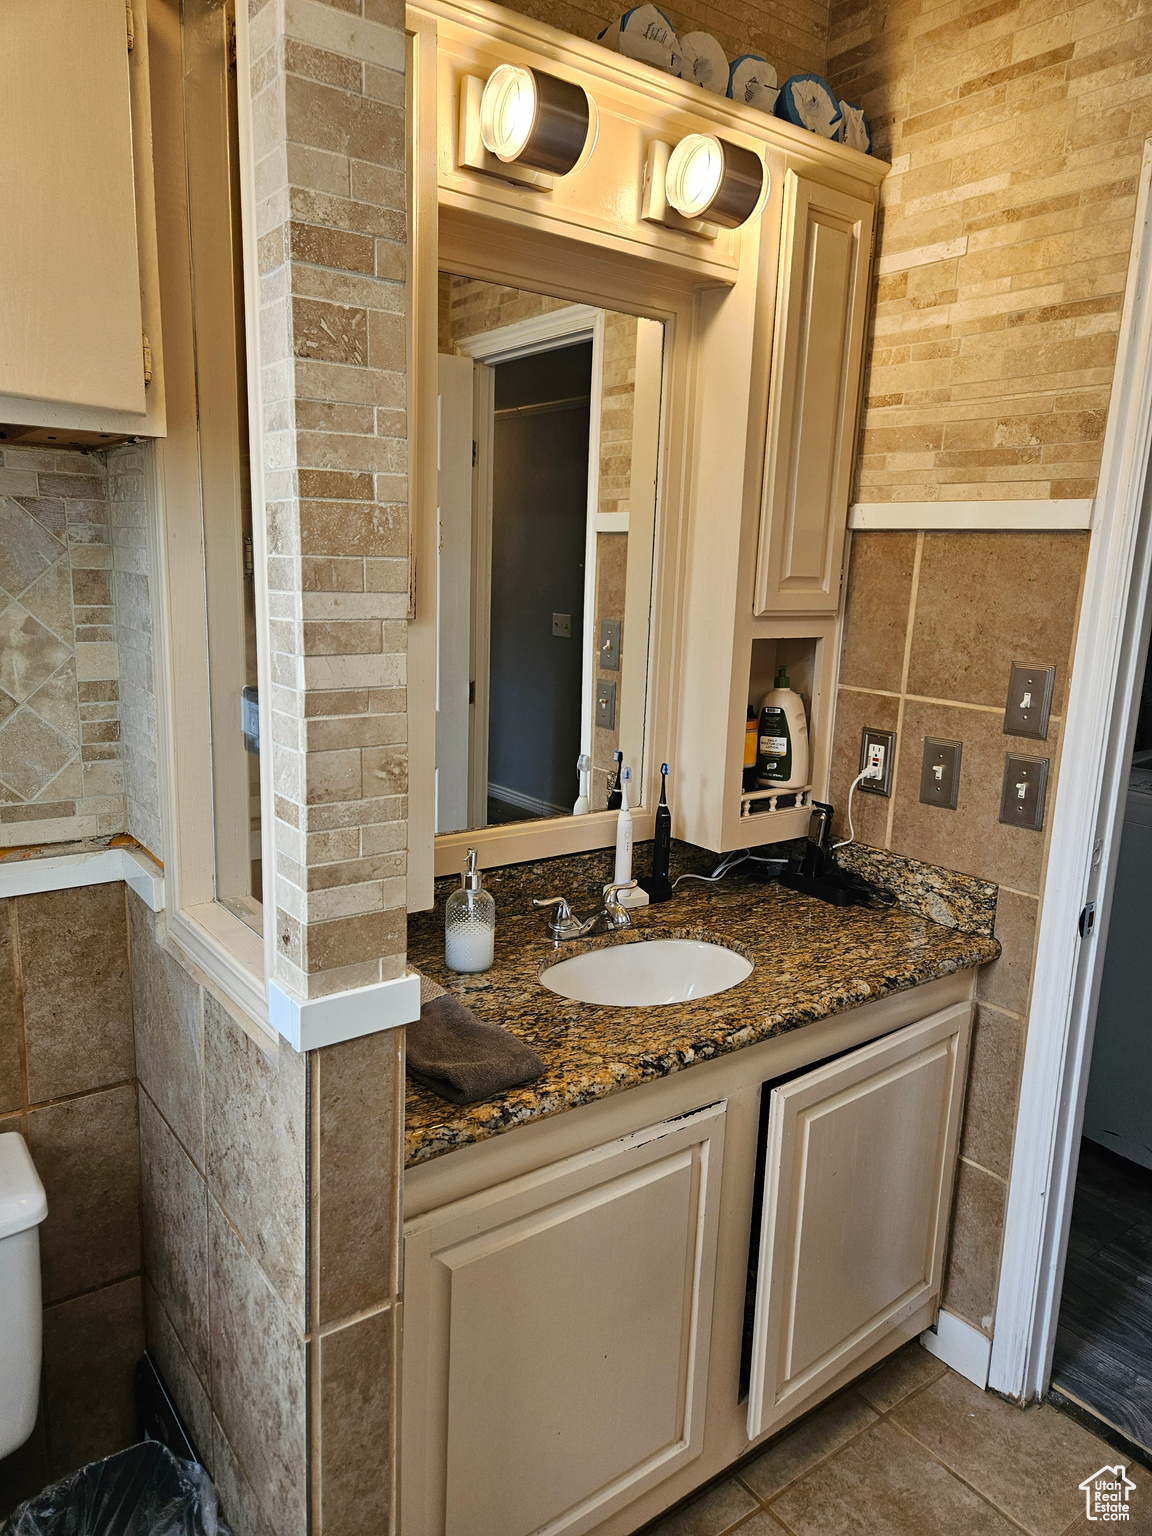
[643,133,767,238]
[459,65,596,190]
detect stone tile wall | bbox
[829,529,1088,1336]
[130,892,309,1536]
[826,0,1151,504]
[0,885,142,1518]
[0,447,126,846]
[109,444,163,860]
[130,888,405,1536]
[248,0,410,1004]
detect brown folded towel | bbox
[406,974,545,1105]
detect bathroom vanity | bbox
[402,879,999,1536]
[396,3,979,1529]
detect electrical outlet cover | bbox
[919,736,962,810]
[858,728,896,797]
[1000,753,1049,830]
[552,612,572,638]
[1004,662,1055,739]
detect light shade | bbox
[665,133,764,229]
[479,64,592,176]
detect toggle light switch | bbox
[919,737,962,809]
[1004,662,1055,740]
[1000,753,1049,830]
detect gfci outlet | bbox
[859,728,896,796]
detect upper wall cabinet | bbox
[0,0,164,441]
[754,173,873,616]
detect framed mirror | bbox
[434,273,664,836]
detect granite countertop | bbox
[405,872,1000,1168]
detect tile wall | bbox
[248,0,411,1004]
[130,889,405,1536]
[0,447,126,847]
[109,443,163,859]
[829,529,1088,1335]
[0,884,142,1517]
[827,0,1150,504]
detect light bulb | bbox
[665,134,724,218]
[480,64,538,163]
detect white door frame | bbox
[453,304,606,802]
[990,140,1152,1401]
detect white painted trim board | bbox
[922,1310,991,1391]
[0,846,165,911]
[849,500,1094,531]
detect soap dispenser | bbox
[445,848,495,973]
[756,667,809,791]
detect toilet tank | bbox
[0,1132,48,1460]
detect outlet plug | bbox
[859,728,896,797]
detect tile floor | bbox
[641,1342,1151,1536]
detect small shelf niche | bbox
[739,633,827,837]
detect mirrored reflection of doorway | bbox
[433,274,664,835]
[487,342,591,824]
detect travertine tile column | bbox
[248,0,409,1003]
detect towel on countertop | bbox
[406,973,545,1105]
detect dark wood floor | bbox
[1051,1137,1152,1451]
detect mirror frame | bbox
[407,2,753,899]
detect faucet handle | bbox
[532,895,583,940]
[602,880,638,929]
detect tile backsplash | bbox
[0,443,161,857]
[0,446,124,846]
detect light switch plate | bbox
[1000,754,1049,830]
[919,737,962,810]
[858,728,896,797]
[1004,662,1055,740]
[552,612,572,638]
[596,679,616,729]
[599,618,621,671]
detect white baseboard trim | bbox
[850,500,1094,531]
[921,1308,992,1390]
[268,969,421,1052]
[0,845,165,911]
[488,781,569,817]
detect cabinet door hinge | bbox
[126,1,135,50]
[142,332,153,385]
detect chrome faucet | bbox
[533,881,638,941]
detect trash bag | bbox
[0,1442,231,1536]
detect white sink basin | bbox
[539,938,752,1007]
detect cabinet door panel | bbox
[0,0,144,415]
[747,1003,971,1439]
[403,1102,726,1536]
[754,172,873,615]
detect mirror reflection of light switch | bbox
[600,619,621,670]
[596,679,616,729]
[552,613,572,638]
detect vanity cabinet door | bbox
[402,1102,726,1536]
[754,172,874,616]
[746,1002,971,1440]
